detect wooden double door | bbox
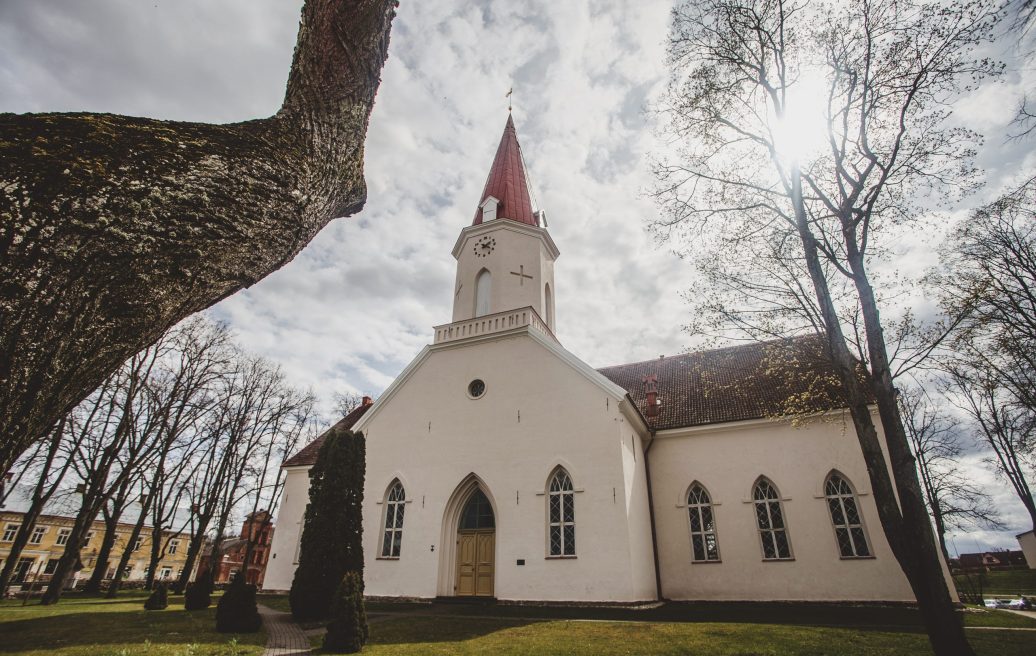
[456,529,495,596]
[455,487,495,597]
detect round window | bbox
[468,379,486,399]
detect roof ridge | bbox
[595,334,822,372]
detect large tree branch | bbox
[0,0,397,472]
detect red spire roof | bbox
[472,114,538,226]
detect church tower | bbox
[450,115,560,334]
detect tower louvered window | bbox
[548,469,575,556]
[753,478,792,560]
[825,473,870,558]
[687,484,720,562]
[381,481,405,558]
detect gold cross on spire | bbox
[506,87,513,112]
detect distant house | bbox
[0,486,195,591]
[956,550,1028,572]
[200,511,274,587]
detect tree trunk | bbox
[0,503,45,596]
[144,525,164,590]
[172,514,213,594]
[83,504,125,594]
[0,419,64,595]
[105,503,151,598]
[0,0,397,473]
[40,504,98,604]
[788,169,973,655]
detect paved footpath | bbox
[258,604,312,656]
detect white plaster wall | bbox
[360,332,654,602]
[622,430,659,600]
[1018,531,1036,569]
[452,222,556,327]
[263,467,310,591]
[649,414,918,602]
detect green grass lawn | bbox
[955,569,1036,596]
[0,592,266,656]
[311,615,1035,656]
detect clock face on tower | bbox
[473,236,496,258]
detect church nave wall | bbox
[648,413,921,602]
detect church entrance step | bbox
[434,596,498,606]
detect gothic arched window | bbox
[548,469,575,556]
[825,472,871,558]
[475,269,492,317]
[753,477,792,560]
[687,483,720,562]
[381,480,406,558]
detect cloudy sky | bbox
[2,0,1033,553]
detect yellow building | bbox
[1,497,196,591]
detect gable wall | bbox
[264,466,310,591]
[361,333,655,602]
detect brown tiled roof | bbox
[597,335,850,431]
[282,399,373,467]
[472,114,537,227]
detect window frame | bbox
[2,523,19,542]
[28,526,47,545]
[474,268,492,317]
[824,472,873,559]
[379,480,406,559]
[686,482,721,563]
[55,528,72,546]
[752,477,793,561]
[547,468,576,558]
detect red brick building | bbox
[200,510,274,586]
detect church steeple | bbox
[450,114,559,334]
[472,114,539,227]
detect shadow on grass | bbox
[364,615,542,646]
[0,604,263,653]
[364,600,932,632]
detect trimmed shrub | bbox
[215,576,261,633]
[289,428,366,621]
[184,570,213,610]
[322,571,368,653]
[143,582,169,610]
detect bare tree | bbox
[332,391,369,419]
[653,1,1003,652]
[946,370,1036,530]
[938,177,1036,412]
[0,0,397,474]
[239,388,316,583]
[41,342,166,604]
[899,387,1002,560]
[0,417,83,596]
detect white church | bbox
[264,115,948,603]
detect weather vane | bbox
[506,87,513,112]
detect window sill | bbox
[839,555,876,560]
[690,559,723,564]
[376,556,401,561]
[545,555,577,560]
[761,557,795,562]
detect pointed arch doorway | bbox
[438,476,496,598]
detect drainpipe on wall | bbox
[643,428,663,602]
[638,376,664,602]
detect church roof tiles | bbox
[472,114,538,227]
[597,335,851,431]
[282,397,373,467]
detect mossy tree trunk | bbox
[0,0,397,473]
